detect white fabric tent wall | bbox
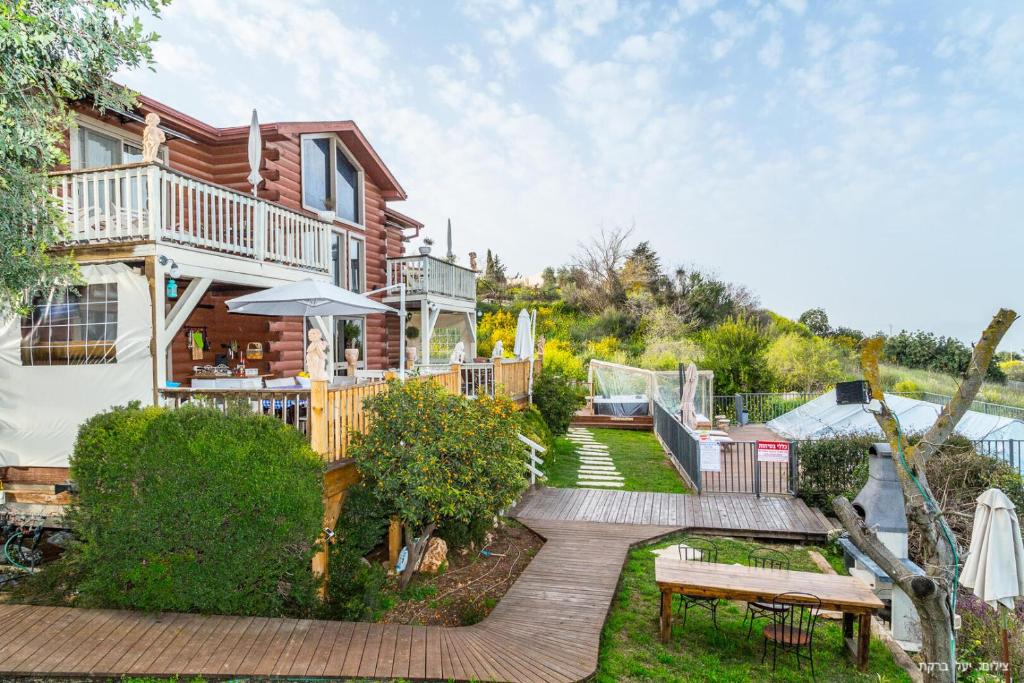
[0,263,153,468]
[768,389,1024,442]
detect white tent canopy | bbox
[767,389,1024,442]
[226,279,395,317]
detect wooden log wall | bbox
[169,288,303,383]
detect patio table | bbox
[656,557,884,670]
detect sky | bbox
[119,0,1024,349]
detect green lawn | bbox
[597,533,911,682]
[543,427,688,493]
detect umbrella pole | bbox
[1002,606,1011,683]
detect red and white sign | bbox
[756,440,790,463]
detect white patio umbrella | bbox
[226,279,399,379]
[226,279,395,317]
[247,109,262,197]
[960,488,1024,682]
[512,308,533,360]
[680,363,698,428]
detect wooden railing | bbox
[494,359,536,401]
[51,163,331,272]
[159,369,462,463]
[386,255,476,301]
[417,359,537,401]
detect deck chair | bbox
[743,547,791,637]
[761,592,821,681]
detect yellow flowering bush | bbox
[349,379,527,586]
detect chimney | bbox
[852,442,909,559]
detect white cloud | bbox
[678,0,717,17]
[615,31,680,62]
[536,29,575,68]
[554,0,618,36]
[709,10,755,60]
[778,0,806,15]
[758,32,784,69]
[805,22,833,58]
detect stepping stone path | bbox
[566,427,624,488]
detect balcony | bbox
[51,163,331,273]
[386,254,476,302]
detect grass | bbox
[543,427,689,493]
[597,533,911,682]
[881,363,1024,410]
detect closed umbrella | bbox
[446,218,454,261]
[247,109,262,197]
[960,488,1024,682]
[512,309,532,360]
[680,363,698,428]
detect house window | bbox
[301,134,363,225]
[75,125,157,169]
[348,235,364,293]
[21,284,118,365]
[334,317,366,370]
[430,327,461,362]
[331,233,345,288]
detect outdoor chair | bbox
[761,592,821,680]
[675,538,721,630]
[743,547,792,638]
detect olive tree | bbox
[833,309,1017,683]
[0,0,164,317]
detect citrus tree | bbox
[349,379,528,587]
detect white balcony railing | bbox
[51,163,331,272]
[387,255,476,301]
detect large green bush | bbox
[698,316,774,394]
[67,404,323,616]
[533,371,585,436]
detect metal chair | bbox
[675,538,721,630]
[761,592,821,680]
[743,547,791,637]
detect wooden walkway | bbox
[0,488,832,681]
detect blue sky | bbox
[121,0,1024,349]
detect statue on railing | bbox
[468,251,478,272]
[449,340,466,364]
[142,113,166,163]
[305,328,330,381]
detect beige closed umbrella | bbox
[680,363,698,429]
[960,488,1024,682]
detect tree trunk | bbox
[837,309,1016,683]
[398,522,436,589]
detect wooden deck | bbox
[0,488,832,681]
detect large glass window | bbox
[301,135,362,225]
[21,284,118,365]
[77,126,153,169]
[302,137,332,212]
[331,233,345,288]
[348,236,364,293]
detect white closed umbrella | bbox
[247,109,262,197]
[960,488,1024,682]
[512,309,532,360]
[681,363,698,428]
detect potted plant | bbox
[419,238,433,256]
[343,321,361,369]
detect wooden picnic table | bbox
[655,558,884,670]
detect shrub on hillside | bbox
[796,434,874,510]
[533,371,586,436]
[66,404,323,616]
[519,404,555,451]
[765,332,847,392]
[348,379,527,586]
[541,338,586,380]
[698,316,774,395]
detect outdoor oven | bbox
[838,442,926,651]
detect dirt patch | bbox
[379,521,543,627]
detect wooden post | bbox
[388,517,402,569]
[310,379,330,597]
[451,363,461,395]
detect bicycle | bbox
[1,514,46,570]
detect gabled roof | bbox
[134,95,407,201]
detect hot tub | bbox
[593,394,650,417]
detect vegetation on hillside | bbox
[476,227,1021,406]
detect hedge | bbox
[67,403,324,616]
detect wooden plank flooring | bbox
[0,488,831,681]
[511,486,832,541]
